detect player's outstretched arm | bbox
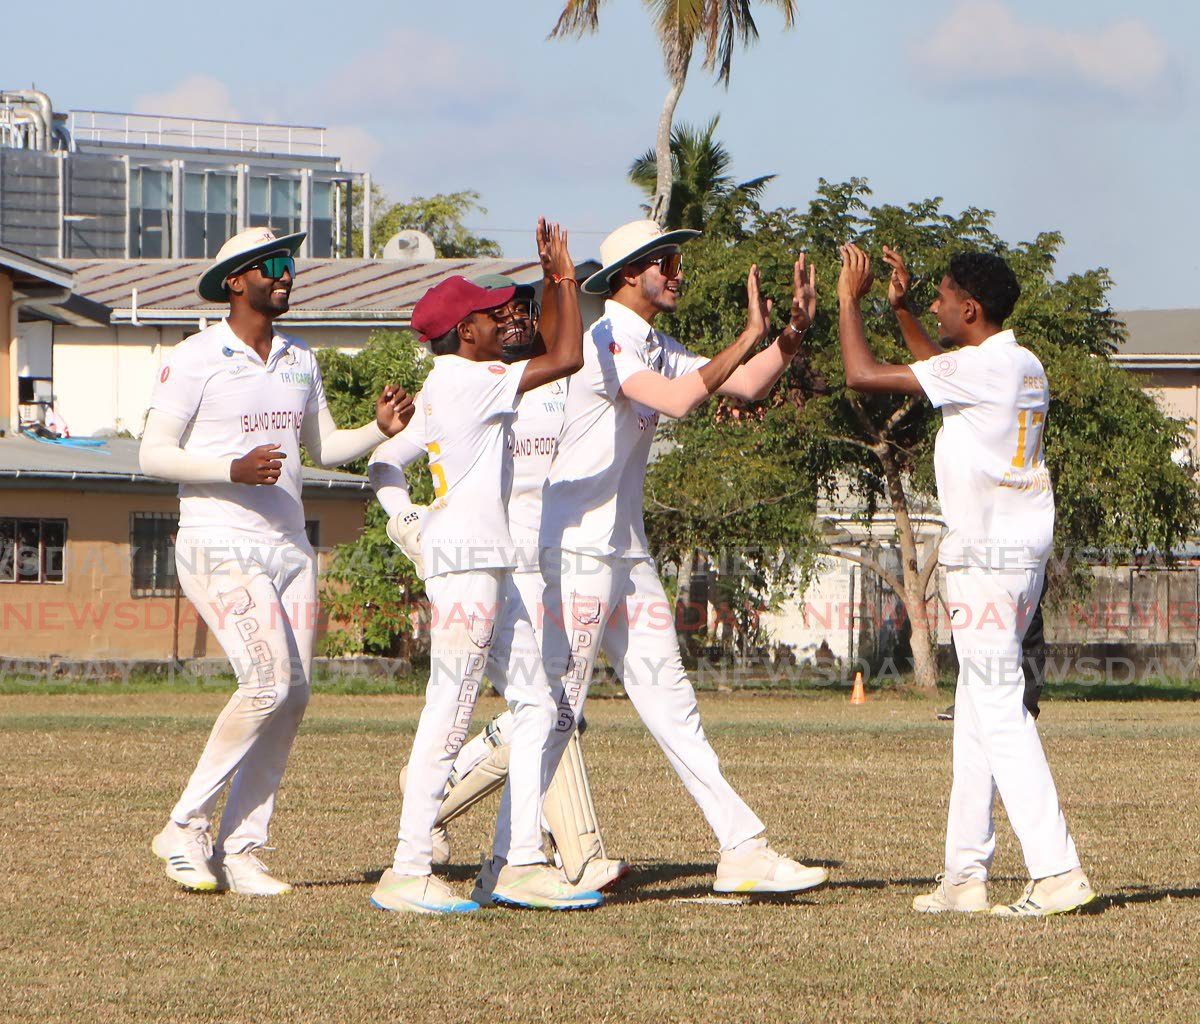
[719,254,817,401]
[838,243,923,396]
[139,408,269,484]
[301,384,414,468]
[619,264,773,418]
[518,218,584,394]
[883,245,942,360]
[368,432,429,577]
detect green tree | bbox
[628,115,774,230]
[351,185,502,258]
[313,330,433,656]
[551,0,797,226]
[652,179,1200,686]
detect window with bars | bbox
[0,518,66,584]
[130,513,179,597]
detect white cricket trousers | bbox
[392,568,558,875]
[171,528,316,855]
[540,550,765,852]
[944,565,1080,882]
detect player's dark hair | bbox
[429,328,460,356]
[948,253,1021,326]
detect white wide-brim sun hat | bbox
[195,226,307,303]
[581,219,700,295]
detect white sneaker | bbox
[370,869,479,915]
[575,857,630,892]
[220,850,292,896]
[431,825,451,867]
[714,840,828,894]
[151,821,219,892]
[492,862,604,910]
[991,868,1097,917]
[913,874,989,914]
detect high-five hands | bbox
[779,253,817,354]
[882,245,910,311]
[376,385,416,437]
[537,217,575,282]
[837,243,874,304]
[744,264,773,344]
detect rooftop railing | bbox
[67,110,327,156]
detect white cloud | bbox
[322,124,382,173]
[913,2,1178,103]
[132,75,242,120]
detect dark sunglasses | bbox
[640,251,683,278]
[249,255,296,281]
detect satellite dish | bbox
[382,230,436,262]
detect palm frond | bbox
[548,0,607,39]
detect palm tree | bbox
[551,0,798,227]
[628,116,774,230]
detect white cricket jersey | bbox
[148,319,323,538]
[419,354,524,578]
[541,300,709,558]
[910,329,1055,569]
[373,376,566,573]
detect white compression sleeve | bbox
[139,409,234,484]
[368,433,426,518]
[302,401,387,469]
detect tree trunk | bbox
[907,591,938,689]
[651,39,689,227]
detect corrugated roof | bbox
[59,257,573,326]
[0,435,369,493]
[1118,309,1200,357]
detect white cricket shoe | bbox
[913,874,989,914]
[576,857,630,892]
[714,839,828,894]
[370,868,479,915]
[492,862,604,911]
[431,825,451,867]
[219,850,292,896]
[991,868,1097,917]
[151,821,220,892]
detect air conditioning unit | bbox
[381,230,436,263]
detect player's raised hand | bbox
[231,443,285,485]
[882,245,911,311]
[744,264,773,343]
[376,385,415,437]
[837,243,874,304]
[538,218,575,282]
[788,253,817,333]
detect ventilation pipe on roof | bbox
[1,89,53,150]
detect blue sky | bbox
[7,0,1194,308]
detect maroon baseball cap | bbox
[411,276,516,342]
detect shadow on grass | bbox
[1095,885,1200,910]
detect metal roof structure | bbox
[0,434,370,494]
[0,245,109,326]
[59,257,599,328]
[1115,309,1200,368]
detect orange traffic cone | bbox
[849,671,866,705]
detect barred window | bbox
[0,518,67,584]
[131,513,179,597]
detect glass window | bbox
[128,167,173,258]
[1,519,67,585]
[131,513,179,597]
[183,173,206,258]
[305,520,320,549]
[204,173,236,258]
[311,180,333,257]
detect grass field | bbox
[4,689,1200,1023]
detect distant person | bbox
[836,243,1094,917]
[140,227,412,895]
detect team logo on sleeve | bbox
[609,341,622,355]
[931,355,958,378]
[570,592,602,625]
[159,366,170,382]
[488,364,506,375]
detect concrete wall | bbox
[0,486,367,661]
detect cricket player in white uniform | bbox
[139,227,413,895]
[538,219,829,895]
[835,242,1095,916]
[370,221,599,914]
[371,274,627,896]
